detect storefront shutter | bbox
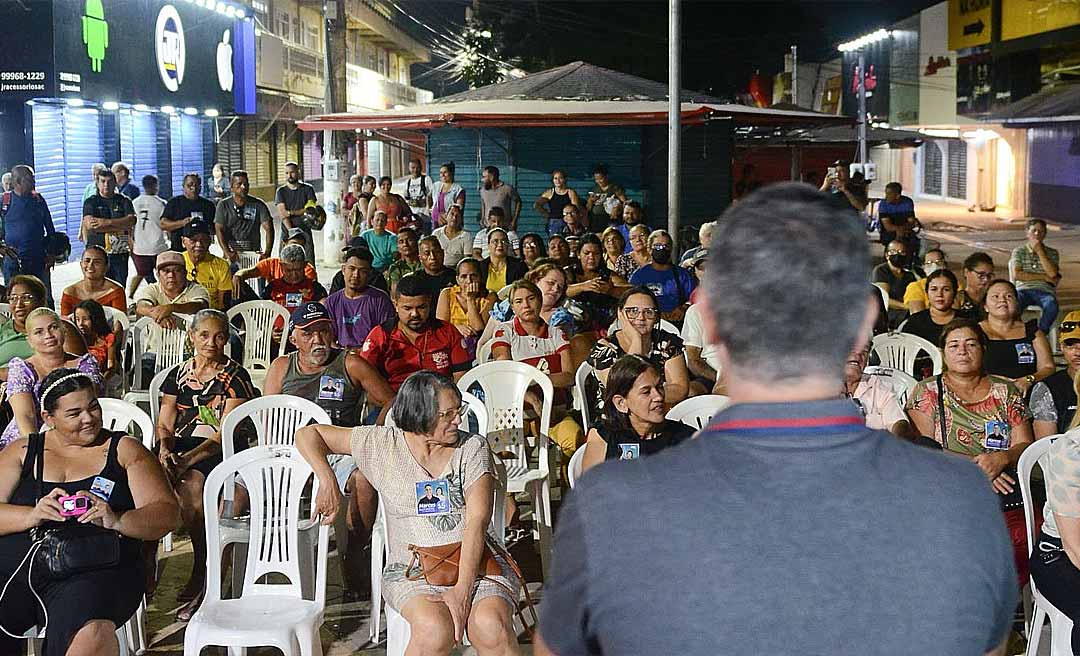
[169,115,206,198]
[243,121,272,188]
[303,131,322,181]
[922,142,943,196]
[946,140,967,200]
[118,110,159,193]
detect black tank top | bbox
[600,419,695,461]
[10,431,136,514]
[983,320,1039,380]
[548,188,572,223]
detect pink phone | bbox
[58,495,89,518]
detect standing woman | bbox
[979,279,1055,395]
[367,176,411,234]
[478,228,526,295]
[155,309,258,620]
[1,308,103,448]
[534,169,582,235]
[615,224,651,280]
[430,162,466,228]
[580,355,695,473]
[601,227,626,273]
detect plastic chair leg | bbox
[369,527,385,643]
[1026,604,1046,656]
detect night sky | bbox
[396,0,939,99]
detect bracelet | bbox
[1025,375,1035,385]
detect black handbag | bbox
[30,433,120,580]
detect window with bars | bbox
[946,140,968,200]
[922,142,943,196]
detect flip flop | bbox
[175,591,204,622]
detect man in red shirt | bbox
[359,274,471,389]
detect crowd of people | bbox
[0,155,1075,656]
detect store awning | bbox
[738,124,925,147]
[984,84,1080,124]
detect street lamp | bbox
[838,29,891,171]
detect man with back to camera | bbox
[536,183,1017,656]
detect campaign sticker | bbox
[318,375,345,401]
[90,476,115,502]
[285,292,304,308]
[618,444,640,460]
[243,206,257,222]
[415,479,451,516]
[984,420,1011,451]
[1015,343,1035,365]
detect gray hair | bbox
[390,371,462,434]
[698,221,718,241]
[90,162,106,176]
[280,244,306,264]
[189,308,229,333]
[647,229,672,248]
[705,183,870,382]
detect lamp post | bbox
[838,29,891,172]
[668,0,680,251]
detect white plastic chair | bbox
[1019,436,1075,656]
[237,251,262,295]
[475,339,494,365]
[870,332,942,377]
[225,301,291,390]
[103,305,130,332]
[0,303,11,320]
[567,445,587,489]
[666,394,732,429]
[377,459,510,653]
[458,361,555,578]
[99,398,154,448]
[862,365,919,407]
[573,362,595,433]
[129,314,190,392]
[875,284,890,317]
[183,446,329,656]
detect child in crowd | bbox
[73,298,120,391]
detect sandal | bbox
[175,590,204,622]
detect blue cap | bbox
[290,301,332,329]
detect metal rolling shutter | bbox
[118,109,159,192]
[427,128,512,233]
[946,140,967,200]
[922,142,943,196]
[243,121,272,188]
[169,115,206,197]
[303,132,322,181]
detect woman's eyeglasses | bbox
[437,404,469,421]
[9,293,38,305]
[624,307,658,319]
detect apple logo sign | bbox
[217,29,233,92]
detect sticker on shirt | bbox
[1015,343,1035,365]
[430,350,450,370]
[90,476,115,502]
[415,479,451,516]
[984,420,1011,451]
[284,292,304,308]
[190,211,204,221]
[242,206,257,222]
[318,375,345,401]
[618,444,640,460]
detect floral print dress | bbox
[1,354,102,447]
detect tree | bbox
[457,17,505,88]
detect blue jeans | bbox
[1018,287,1059,335]
[107,254,129,289]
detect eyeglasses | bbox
[8,293,37,305]
[437,404,469,421]
[623,307,658,319]
[971,271,994,280]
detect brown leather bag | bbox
[405,542,502,587]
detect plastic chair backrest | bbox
[131,314,190,390]
[237,252,262,295]
[148,365,173,426]
[665,395,732,429]
[461,391,488,435]
[870,332,942,377]
[225,301,290,374]
[458,361,554,476]
[862,365,919,407]
[1019,436,1056,557]
[876,285,890,317]
[202,445,328,605]
[573,362,594,433]
[220,395,333,460]
[0,303,11,320]
[568,446,586,489]
[98,398,154,449]
[103,306,130,333]
[475,339,494,365]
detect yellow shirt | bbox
[486,263,507,295]
[903,277,966,308]
[183,251,232,310]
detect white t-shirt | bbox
[433,226,474,267]
[473,227,520,259]
[680,303,722,376]
[131,194,169,255]
[403,175,435,213]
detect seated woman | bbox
[902,269,965,346]
[906,318,1033,586]
[566,234,627,333]
[580,354,695,473]
[59,245,128,318]
[979,278,1055,396]
[601,227,625,273]
[72,299,121,394]
[480,261,579,353]
[585,287,690,419]
[155,308,258,620]
[614,224,651,280]
[296,372,520,656]
[546,235,580,283]
[1030,410,1080,653]
[0,275,86,370]
[0,368,177,656]
[478,228,527,296]
[2,308,102,449]
[436,258,497,359]
[491,280,573,390]
[519,233,546,270]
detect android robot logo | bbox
[82,0,109,73]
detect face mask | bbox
[651,247,672,265]
[924,263,942,275]
[888,254,905,267]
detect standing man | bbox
[1010,218,1061,336]
[1031,310,1080,439]
[618,200,644,253]
[402,159,433,234]
[479,166,521,232]
[275,161,318,265]
[82,163,106,202]
[820,159,868,213]
[0,165,57,292]
[82,167,136,287]
[322,247,395,349]
[130,174,169,297]
[585,164,628,234]
[181,219,232,310]
[111,161,140,201]
[215,169,274,266]
[537,183,1018,656]
[162,172,217,252]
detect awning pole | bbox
[668,0,681,251]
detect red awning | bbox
[296,106,717,131]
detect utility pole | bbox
[321,0,345,263]
[668,0,680,251]
[790,45,798,105]
[857,49,867,167]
